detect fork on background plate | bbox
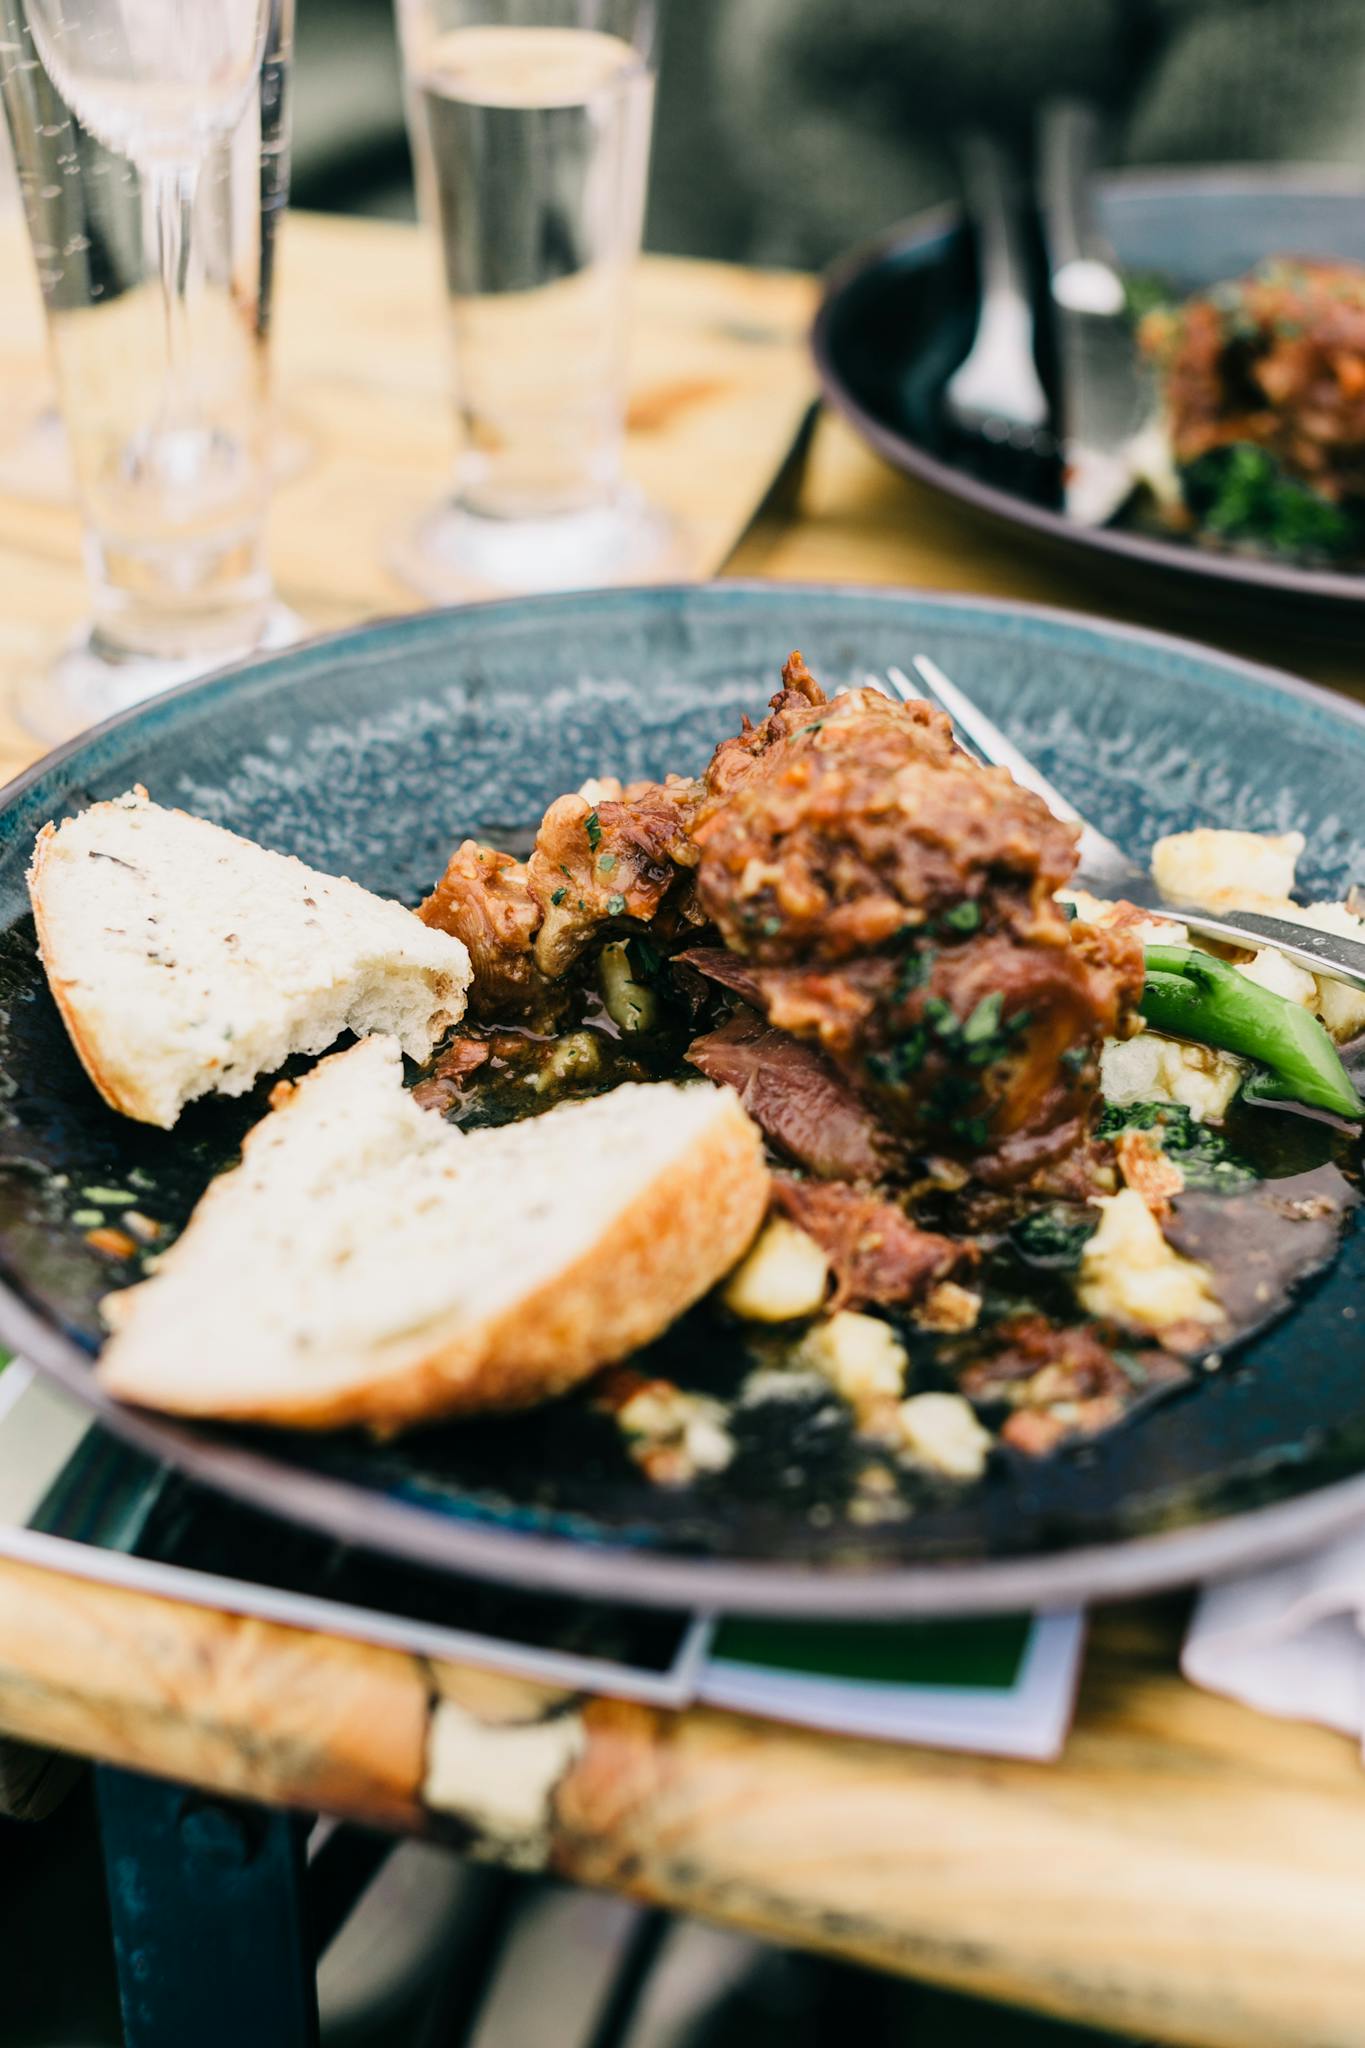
[942,130,1054,457]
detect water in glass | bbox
[0,0,295,734]
[395,0,673,598]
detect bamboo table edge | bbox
[2,1547,1365,2048]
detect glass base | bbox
[16,604,308,746]
[392,489,681,604]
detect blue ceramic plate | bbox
[815,168,1365,621]
[1,583,1363,1615]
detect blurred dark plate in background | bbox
[815,167,1365,624]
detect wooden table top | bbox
[1,210,1364,2048]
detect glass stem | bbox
[150,160,200,438]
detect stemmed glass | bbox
[393,0,677,600]
[0,0,298,741]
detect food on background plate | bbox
[1139,257,1365,564]
[28,788,472,1128]
[34,653,1363,1508]
[99,1038,769,1431]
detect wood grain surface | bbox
[0,1561,1364,2048]
[1,208,1364,2048]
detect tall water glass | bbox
[394,0,673,600]
[0,0,296,741]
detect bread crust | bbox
[98,1080,771,1433]
[29,817,163,1124]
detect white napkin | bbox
[1182,1531,1365,1750]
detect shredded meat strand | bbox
[685,1010,887,1183]
[771,1175,968,1311]
[419,841,552,1020]
[959,1314,1189,1455]
[527,776,703,977]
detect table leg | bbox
[95,1766,320,2048]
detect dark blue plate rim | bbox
[813,164,1365,611]
[3,578,1365,1615]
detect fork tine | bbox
[893,657,1141,884]
[883,662,988,764]
[898,658,1081,818]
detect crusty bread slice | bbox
[98,1038,770,1432]
[29,789,471,1128]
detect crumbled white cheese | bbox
[1284,901,1365,1043]
[796,1311,908,1410]
[1234,945,1317,1008]
[1060,888,1117,924]
[1078,1188,1223,1333]
[896,1392,993,1481]
[738,1366,831,1406]
[722,1217,830,1322]
[1100,1030,1246,1123]
[617,1383,734,1475]
[1150,827,1303,911]
[913,1280,982,1333]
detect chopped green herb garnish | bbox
[627,935,663,981]
[943,900,981,934]
[550,887,567,907]
[867,1027,929,1087]
[1010,1204,1097,1269]
[761,916,782,937]
[922,996,958,1039]
[1113,1350,1149,1389]
[1096,1099,1256,1188]
[895,944,934,1000]
[962,992,1003,1045]
[950,1113,991,1148]
[585,810,602,851]
[1124,270,1177,325]
[1181,444,1364,562]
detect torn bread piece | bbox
[98,1038,770,1432]
[29,789,472,1127]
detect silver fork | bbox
[942,131,1054,454]
[880,656,1365,996]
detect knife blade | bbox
[1038,98,1153,527]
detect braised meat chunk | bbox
[419,776,704,1018]
[1141,258,1365,558]
[691,654,1144,1174]
[771,1175,968,1311]
[1143,259,1365,501]
[526,774,703,978]
[959,1313,1189,1456]
[419,841,551,1021]
[686,1009,888,1183]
